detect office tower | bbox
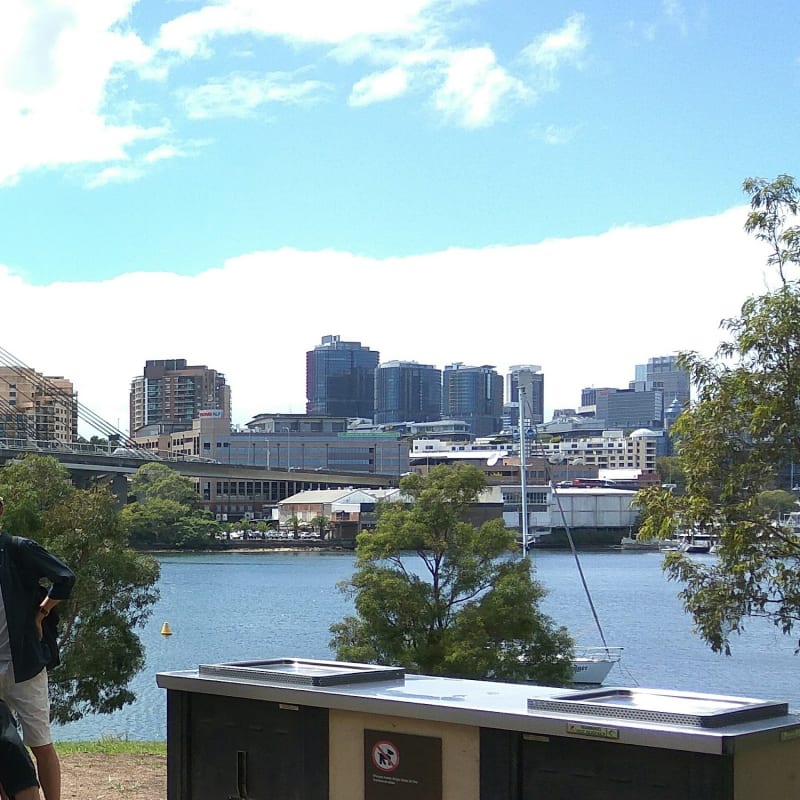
[306,335,380,419]
[507,365,544,425]
[595,387,664,431]
[634,355,690,407]
[374,361,442,424]
[0,366,77,445]
[441,363,503,437]
[130,359,231,434]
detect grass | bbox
[55,738,166,756]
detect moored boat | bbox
[570,646,624,684]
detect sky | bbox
[0,1,798,437]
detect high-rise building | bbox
[374,361,442,424]
[595,387,664,432]
[306,335,380,419]
[441,363,503,437]
[0,366,77,445]
[507,365,544,425]
[634,355,690,407]
[129,359,231,435]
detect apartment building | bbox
[0,366,77,445]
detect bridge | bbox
[0,440,396,521]
[0,346,397,520]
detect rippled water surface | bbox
[53,549,800,741]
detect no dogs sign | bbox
[364,730,442,800]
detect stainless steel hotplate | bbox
[527,687,789,728]
[198,658,406,687]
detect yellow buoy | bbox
[160,621,173,636]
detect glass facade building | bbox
[305,335,380,419]
[441,363,504,437]
[374,361,442,424]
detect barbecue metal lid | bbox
[527,687,789,728]
[198,658,406,687]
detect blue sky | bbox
[0,1,798,434]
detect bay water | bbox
[53,549,800,741]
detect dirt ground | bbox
[60,753,166,800]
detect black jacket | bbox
[0,532,75,682]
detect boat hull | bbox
[569,647,623,685]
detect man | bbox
[0,698,40,800]
[0,497,75,800]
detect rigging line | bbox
[547,480,610,652]
[0,396,42,442]
[521,395,611,654]
[0,349,112,439]
[0,345,141,449]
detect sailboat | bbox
[516,389,623,685]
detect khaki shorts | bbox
[0,664,52,747]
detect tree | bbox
[0,455,160,723]
[129,462,199,507]
[123,463,221,548]
[636,174,800,655]
[656,455,686,488]
[287,515,301,539]
[756,490,798,519]
[310,514,329,536]
[330,464,574,684]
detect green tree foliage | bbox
[330,465,574,684]
[0,455,159,723]
[756,490,798,519]
[129,462,199,507]
[637,174,800,655]
[656,455,686,488]
[123,463,221,548]
[310,515,329,535]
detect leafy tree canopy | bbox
[0,455,160,723]
[330,464,573,684]
[124,463,221,548]
[637,174,800,655]
[756,490,798,519]
[129,462,199,507]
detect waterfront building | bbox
[129,359,231,435]
[374,360,441,424]
[441,363,503,437]
[306,335,379,419]
[277,487,402,542]
[535,428,661,473]
[0,366,77,445]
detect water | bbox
[52,549,800,741]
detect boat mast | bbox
[518,388,530,557]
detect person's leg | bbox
[13,787,40,800]
[2,671,56,800]
[27,746,57,800]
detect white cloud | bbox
[180,71,329,119]
[662,0,689,37]
[433,47,529,128]
[523,13,588,72]
[0,0,160,184]
[157,0,438,57]
[532,122,581,145]
[0,207,774,437]
[350,66,410,106]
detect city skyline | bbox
[0,2,796,434]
